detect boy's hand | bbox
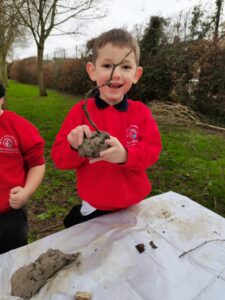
[9,187,29,209]
[67,125,92,150]
[89,136,127,164]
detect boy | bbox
[0,83,45,254]
[51,29,162,227]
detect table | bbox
[1,191,225,299]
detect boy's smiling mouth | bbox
[107,82,123,89]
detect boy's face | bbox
[86,43,143,105]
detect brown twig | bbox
[179,238,225,258]
[82,48,134,132]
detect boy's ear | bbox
[132,67,143,84]
[86,62,96,81]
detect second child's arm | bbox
[9,164,45,209]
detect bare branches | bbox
[11,0,107,96]
[0,0,26,85]
[149,101,225,133]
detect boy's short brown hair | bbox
[88,28,140,65]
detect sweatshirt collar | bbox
[94,91,128,111]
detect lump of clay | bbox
[78,131,110,158]
[11,248,80,299]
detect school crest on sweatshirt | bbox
[126,125,138,146]
[0,135,18,153]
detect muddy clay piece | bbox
[150,241,158,249]
[78,131,110,158]
[11,248,81,299]
[135,243,145,253]
[75,291,92,300]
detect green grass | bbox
[149,125,225,215]
[5,80,225,241]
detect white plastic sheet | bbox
[1,191,225,300]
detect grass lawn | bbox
[5,80,225,242]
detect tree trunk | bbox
[214,0,223,42]
[37,44,47,96]
[0,55,8,87]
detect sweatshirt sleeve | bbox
[51,103,86,170]
[15,116,45,168]
[123,104,162,170]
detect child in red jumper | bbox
[0,83,45,254]
[51,29,162,227]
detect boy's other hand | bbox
[67,125,92,150]
[89,136,127,164]
[9,187,29,209]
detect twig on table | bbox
[179,238,225,258]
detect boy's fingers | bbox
[10,186,21,194]
[83,125,92,139]
[77,130,83,146]
[71,125,92,146]
[100,146,113,157]
[89,157,102,164]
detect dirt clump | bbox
[135,243,145,253]
[78,131,110,158]
[11,248,80,299]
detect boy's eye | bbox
[122,65,132,70]
[102,64,112,69]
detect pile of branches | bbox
[148,101,225,133]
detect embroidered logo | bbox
[126,125,138,146]
[0,135,19,153]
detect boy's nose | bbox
[112,66,121,79]
[113,66,121,77]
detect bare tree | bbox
[12,0,107,96]
[0,0,25,86]
[214,0,224,41]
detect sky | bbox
[13,0,213,60]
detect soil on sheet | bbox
[150,241,158,249]
[135,243,145,253]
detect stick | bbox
[179,238,225,258]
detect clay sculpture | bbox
[11,248,80,299]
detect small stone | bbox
[75,291,92,300]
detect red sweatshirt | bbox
[0,111,45,213]
[51,97,162,210]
